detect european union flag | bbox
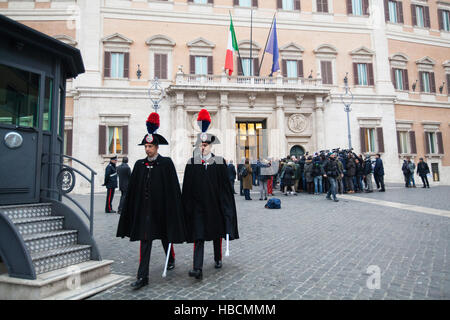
[265,18,280,75]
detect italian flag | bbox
[225,16,239,76]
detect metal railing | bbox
[41,154,97,236]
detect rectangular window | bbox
[395,69,404,90]
[398,131,409,153]
[195,56,208,75]
[352,0,363,15]
[365,128,377,153]
[321,61,333,85]
[286,60,298,78]
[0,64,40,127]
[421,72,431,93]
[239,0,251,7]
[108,126,123,155]
[154,53,168,79]
[416,5,424,27]
[43,77,53,131]
[194,0,208,4]
[282,0,294,10]
[427,132,437,154]
[111,53,125,78]
[389,1,398,22]
[242,58,254,76]
[442,10,450,31]
[317,0,329,13]
[357,63,368,86]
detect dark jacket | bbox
[355,161,364,177]
[346,158,356,176]
[363,158,373,175]
[304,160,314,182]
[104,162,118,189]
[227,163,237,181]
[323,158,340,178]
[402,161,410,175]
[257,162,271,182]
[374,158,384,176]
[417,161,430,176]
[237,163,244,181]
[117,163,131,192]
[311,159,324,177]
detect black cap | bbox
[138,133,169,146]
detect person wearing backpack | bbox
[257,159,271,200]
[242,159,253,200]
[312,156,324,195]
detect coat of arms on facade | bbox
[288,114,307,133]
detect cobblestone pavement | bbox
[64,183,450,300]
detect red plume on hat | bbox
[146,112,160,134]
[197,109,211,133]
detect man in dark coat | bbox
[182,109,239,280]
[116,112,187,290]
[417,157,430,188]
[117,156,131,215]
[104,155,118,213]
[374,153,385,192]
[227,160,237,194]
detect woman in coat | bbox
[282,162,295,195]
[304,156,314,194]
[242,159,253,200]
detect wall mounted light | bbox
[136,64,142,79]
[439,82,445,94]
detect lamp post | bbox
[149,77,165,112]
[340,73,354,149]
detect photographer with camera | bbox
[323,153,342,202]
[345,152,356,194]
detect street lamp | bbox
[149,77,165,112]
[340,73,354,150]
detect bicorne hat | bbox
[138,112,169,146]
[194,109,220,146]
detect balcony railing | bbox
[175,72,322,87]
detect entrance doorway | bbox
[235,120,267,162]
[290,145,305,159]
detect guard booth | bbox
[0,15,127,299]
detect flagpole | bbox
[259,13,276,76]
[230,11,244,76]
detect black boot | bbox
[167,261,175,271]
[131,278,148,290]
[215,260,222,269]
[188,269,203,279]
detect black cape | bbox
[116,155,187,243]
[181,154,239,243]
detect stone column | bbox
[314,96,326,151]
[171,92,187,173]
[276,94,286,158]
[219,93,229,159]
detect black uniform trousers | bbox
[137,239,175,279]
[105,188,115,212]
[193,238,222,271]
[118,189,127,213]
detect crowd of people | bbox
[227,149,432,203]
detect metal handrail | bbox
[41,153,97,236]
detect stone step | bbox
[0,203,52,220]
[0,260,129,300]
[12,216,64,235]
[23,230,78,254]
[31,244,91,275]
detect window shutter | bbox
[104,52,111,78]
[346,0,352,14]
[237,58,243,75]
[295,0,301,11]
[253,58,260,76]
[396,131,402,153]
[208,56,213,75]
[323,0,328,13]
[277,0,282,9]
[252,0,258,8]
[424,6,430,28]
[376,127,385,153]
[154,54,161,79]
[282,59,287,77]
[360,128,367,153]
[66,129,73,156]
[409,131,417,154]
[438,9,444,30]
[321,61,332,84]
[419,71,425,92]
[161,54,167,79]
[353,63,359,85]
[424,132,430,154]
[403,69,409,91]
[367,63,374,86]
[391,68,397,89]
[298,60,304,78]
[447,74,450,94]
[190,55,195,74]
[123,52,129,78]
[122,125,128,154]
[317,0,322,12]
[99,125,106,155]
[430,72,436,93]
[188,0,193,2]
[384,0,390,21]
[363,0,369,15]
[233,0,239,5]
[208,0,214,4]
[436,132,444,154]
[411,5,417,26]
[397,1,404,23]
